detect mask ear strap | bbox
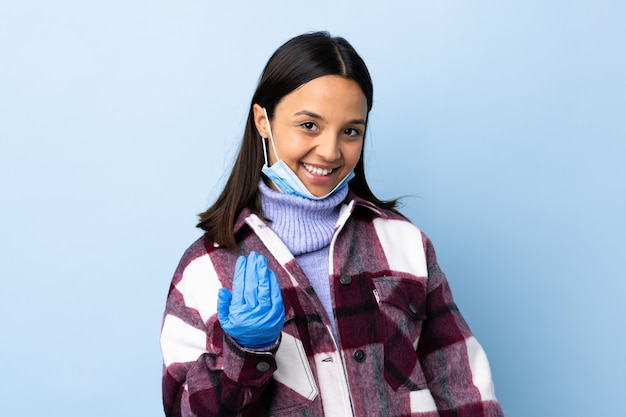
[263,108,280,163]
[260,132,269,166]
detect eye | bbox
[301,122,317,131]
[344,128,362,137]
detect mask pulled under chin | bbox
[261,160,354,200]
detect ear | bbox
[252,104,269,138]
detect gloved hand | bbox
[217,251,285,349]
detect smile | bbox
[302,163,334,176]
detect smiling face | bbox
[253,75,368,198]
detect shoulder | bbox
[171,235,223,286]
[348,196,439,263]
[349,195,424,237]
[176,235,213,269]
[169,236,240,310]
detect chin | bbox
[309,186,335,197]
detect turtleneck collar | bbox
[258,180,348,256]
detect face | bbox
[253,75,368,198]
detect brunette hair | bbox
[198,31,400,250]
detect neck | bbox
[259,180,348,255]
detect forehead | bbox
[276,75,368,119]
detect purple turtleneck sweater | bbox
[258,180,348,341]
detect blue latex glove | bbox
[217,251,285,349]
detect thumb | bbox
[216,287,232,324]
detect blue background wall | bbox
[1,1,624,416]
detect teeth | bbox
[303,163,333,176]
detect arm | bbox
[160,250,281,417]
[416,234,504,417]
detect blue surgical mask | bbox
[260,108,354,200]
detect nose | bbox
[315,133,341,162]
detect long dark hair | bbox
[198,31,400,250]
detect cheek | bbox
[345,142,364,169]
[267,132,289,166]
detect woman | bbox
[160,31,504,417]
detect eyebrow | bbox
[294,110,366,125]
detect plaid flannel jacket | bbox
[160,195,504,417]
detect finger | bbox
[268,269,283,308]
[257,255,271,307]
[269,271,285,328]
[216,287,232,325]
[243,252,259,308]
[230,255,246,310]
[267,271,285,331]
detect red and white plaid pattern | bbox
[160,195,504,417]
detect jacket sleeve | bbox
[416,234,504,417]
[160,249,278,417]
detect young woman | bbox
[160,32,504,417]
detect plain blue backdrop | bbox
[1,1,624,416]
